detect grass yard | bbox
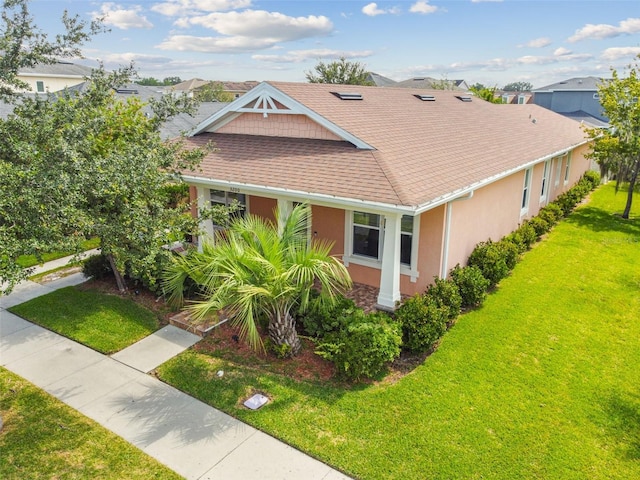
[8,286,160,354]
[156,183,640,480]
[0,368,182,480]
[16,237,100,269]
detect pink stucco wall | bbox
[217,113,343,141]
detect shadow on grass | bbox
[600,391,640,461]
[564,206,640,236]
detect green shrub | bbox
[582,170,601,189]
[528,216,550,237]
[395,294,448,352]
[425,277,462,320]
[449,264,489,308]
[82,254,112,279]
[497,239,519,271]
[468,240,511,287]
[316,311,402,381]
[298,293,358,338]
[538,203,563,226]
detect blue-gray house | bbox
[532,77,609,128]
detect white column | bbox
[276,199,293,235]
[196,186,214,250]
[376,213,402,310]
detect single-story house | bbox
[179,81,591,310]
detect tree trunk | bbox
[622,158,639,219]
[268,309,302,356]
[107,253,127,293]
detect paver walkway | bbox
[0,269,351,480]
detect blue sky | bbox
[31,0,640,88]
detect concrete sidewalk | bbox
[1,273,351,479]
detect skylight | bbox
[115,88,138,94]
[414,94,436,101]
[455,95,472,102]
[331,92,363,100]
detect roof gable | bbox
[190,82,373,149]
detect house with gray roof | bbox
[532,77,609,127]
[17,61,94,93]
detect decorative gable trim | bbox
[190,82,374,150]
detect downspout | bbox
[440,191,474,279]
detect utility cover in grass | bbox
[244,393,269,410]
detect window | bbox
[540,160,551,202]
[400,215,413,266]
[210,189,246,225]
[36,81,44,93]
[521,168,532,215]
[517,95,526,104]
[352,212,381,259]
[554,156,563,187]
[564,154,572,184]
[351,212,414,266]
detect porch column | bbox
[276,199,293,235]
[376,213,402,310]
[196,186,214,250]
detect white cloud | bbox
[519,37,552,48]
[601,46,640,61]
[253,49,374,63]
[151,0,252,17]
[93,3,153,29]
[553,47,572,56]
[568,17,640,42]
[362,3,400,16]
[517,53,592,65]
[409,1,439,15]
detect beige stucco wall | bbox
[217,113,343,141]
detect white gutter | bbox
[182,138,590,218]
[440,191,474,279]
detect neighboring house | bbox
[394,77,469,90]
[532,77,609,128]
[499,91,533,104]
[167,78,258,99]
[176,82,590,310]
[17,61,94,93]
[366,72,398,87]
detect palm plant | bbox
[162,203,352,355]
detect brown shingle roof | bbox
[185,81,588,209]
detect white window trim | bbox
[343,211,420,282]
[554,155,563,188]
[564,153,572,185]
[540,159,551,204]
[521,168,532,217]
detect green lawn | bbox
[8,287,160,354]
[16,237,100,269]
[0,368,182,480]
[156,183,640,480]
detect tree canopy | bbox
[585,56,640,219]
[305,57,374,86]
[502,81,533,92]
[194,81,234,102]
[470,85,503,104]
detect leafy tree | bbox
[0,0,102,98]
[470,85,503,104]
[194,81,234,102]
[162,76,182,86]
[0,65,211,294]
[136,77,163,86]
[502,81,533,92]
[586,56,640,219]
[305,57,374,85]
[163,203,353,355]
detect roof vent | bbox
[331,92,363,101]
[455,95,472,102]
[115,88,138,94]
[414,94,436,101]
[413,77,425,81]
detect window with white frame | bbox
[36,81,44,93]
[210,189,246,225]
[517,95,526,104]
[352,212,381,260]
[554,155,563,187]
[351,212,414,266]
[564,154,572,184]
[521,168,532,215]
[540,160,551,202]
